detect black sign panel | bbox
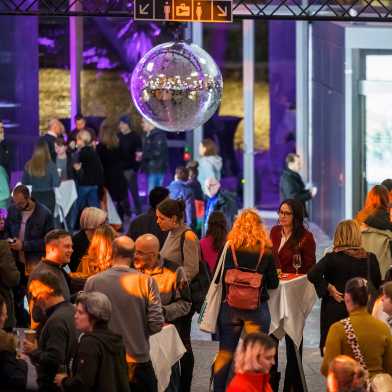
[135,0,232,22]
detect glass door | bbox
[360,54,392,193]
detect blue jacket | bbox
[5,201,54,264]
[168,180,195,228]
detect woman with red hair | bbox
[212,209,279,392]
[356,185,392,278]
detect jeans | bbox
[128,361,158,392]
[174,311,195,392]
[148,173,165,193]
[213,301,271,392]
[123,169,142,215]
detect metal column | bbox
[296,21,310,182]
[192,22,203,161]
[243,20,255,208]
[69,0,83,129]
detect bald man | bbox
[135,234,191,322]
[84,236,164,392]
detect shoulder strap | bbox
[180,229,192,264]
[229,243,264,271]
[340,317,368,370]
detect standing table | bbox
[268,274,317,392]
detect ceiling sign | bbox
[135,0,232,22]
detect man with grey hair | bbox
[84,236,164,392]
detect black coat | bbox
[40,134,57,162]
[29,301,77,391]
[307,251,382,350]
[96,143,127,202]
[119,131,142,171]
[128,208,168,249]
[74,146,104,187]
[279,168,311,214]
[62,328,130,392]
[142,129,168,174]
[0,330,27,391]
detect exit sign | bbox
[135,0,232,23]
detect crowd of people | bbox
[0,114,392,391]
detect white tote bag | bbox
[198,241,229,333]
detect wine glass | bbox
[292,254,302,275]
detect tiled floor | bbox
[191,214,332,392]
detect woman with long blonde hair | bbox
[78,224,116,276]
[213,209,279,392]
[22,140,60,213]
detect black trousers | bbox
[128,361,158,392]
[174,311,195,392]
[283,335,304,392]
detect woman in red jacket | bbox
[270,198,316,392]
[226,332,276,392]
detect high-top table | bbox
[268,274,317,392]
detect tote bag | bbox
[198,241,229,333]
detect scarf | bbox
[333,246,368,260]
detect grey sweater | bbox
[160,224,200,281]
[84,265,164,363]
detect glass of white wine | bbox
[292,254,302,275]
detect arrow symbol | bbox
[139,3,150,14]
[217,5,227,16]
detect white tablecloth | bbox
[268,275,317,349]
[54,180,78,219]
[149,324,186,392]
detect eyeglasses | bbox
[278,210,293,217]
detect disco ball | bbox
[131,41,223,132]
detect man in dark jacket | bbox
[0,120,10,179]
[24,272,77,392]
[141,118,168,193]
[279,153,317,216]
[5,185,54,272]
[118,115,143,216]
[72,130,104,228]
[0,241,19,330]
[128,187,169,249]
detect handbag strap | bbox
[230,243,263,271]
[340,317,368,371]
[212,241,229,284]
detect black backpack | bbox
[180,230,211,313]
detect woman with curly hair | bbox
[213,209,279,392]
[78,224,117,276]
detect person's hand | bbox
[10,239,23,251]
[73,163,81,171]
[23,339,38,354]
[328,284,344,303]
[69,141,76,150]
[310,186,318,197]
[54,373,68,386]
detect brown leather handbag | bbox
[224,244,264,310]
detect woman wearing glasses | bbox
[270,198,316,392]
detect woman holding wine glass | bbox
[270,198,316,392]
